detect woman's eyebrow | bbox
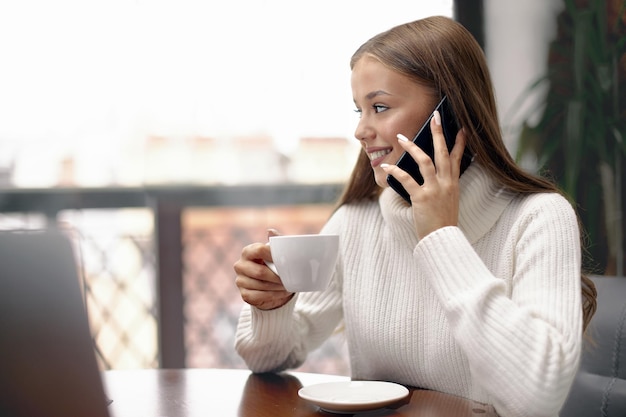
[365,90,391,100]
[353,90,392,105]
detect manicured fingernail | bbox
[397,133,409,142]
[433,110,441,126]
[380,163,390,169]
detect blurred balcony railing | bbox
[0,183,350,375]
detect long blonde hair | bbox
[337,16,597,330]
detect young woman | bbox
[234,16,597,417]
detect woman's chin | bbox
[374,171,391,189]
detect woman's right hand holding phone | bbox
[382,111,466,240]
[234,230,295,310]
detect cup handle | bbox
[263,242,279,275]
[264,260,278,275]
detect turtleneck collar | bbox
[379,163,516,244]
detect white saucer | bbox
[298,380,409,413]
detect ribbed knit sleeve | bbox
[415,193,582,417]
[234,210,346,373]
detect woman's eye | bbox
[373,105,388,113]
[353,105,387,118]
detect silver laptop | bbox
[0,230,110,417]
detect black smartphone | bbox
[387,95,473,203]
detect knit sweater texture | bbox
[235,163,583,417]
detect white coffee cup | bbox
[264,234,339,292]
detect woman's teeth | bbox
[369,149,391,160]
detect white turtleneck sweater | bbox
[235,163,583,417]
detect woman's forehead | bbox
[351,56,422,99]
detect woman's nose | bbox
[354,119,374,143]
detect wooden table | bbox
[103,368,498,416]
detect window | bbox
[0,0,453,187]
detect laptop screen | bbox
[0,230,110,417]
